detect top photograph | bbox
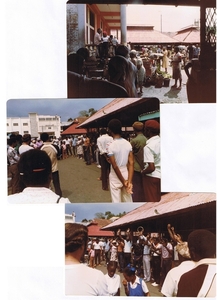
[67,1,216,102]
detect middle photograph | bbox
[7,97,160,203]
[60,97,160,203]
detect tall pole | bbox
[120,5,127,45]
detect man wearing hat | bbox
[130,121,147,202]
[141,120,160,202]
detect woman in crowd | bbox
[65,223,108,295]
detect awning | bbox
[78,97,160,128]
[138,110,160,121]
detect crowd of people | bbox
[7,118,160,203]
[68,26,201,98]
[65,222,216,297]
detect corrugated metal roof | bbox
[127,28,179,44]
[174,29,200,43]
[78,97,159,128]
[61,122,87,135]
[102,192,216,229]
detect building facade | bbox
[7,113,61,138]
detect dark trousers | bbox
[161,258,172,286]
[8,163,22,194]
[99,154,110,190]
[152,256,161,284]
[132,171,144,202]
[142,175,161,202]
[124,252,132,268]
[117,251,124,271]
[95,249,101,265]
[52,171,62,197]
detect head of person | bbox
[144,120,160,138]
[103,31,107,37]
[152,237,159,245]
[7,137,17,147]
[22,133,31,144]
[97,28,102,34]
[40,132,50,143]
[116,45,129,58]
[132,121,144,134]
[187,229,216,261]
[108,119,122,136]
[67,53,84,74]
[107,261,118,278]
[174,46,179,53]
[76,47,90,61]
[18,149,52,187]
[65,223,88,261]
[100,128,107,135]
[123,264,136,283]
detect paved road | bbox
[58,155,112,203]
[141,65,188,103]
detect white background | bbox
[1,1,216,299]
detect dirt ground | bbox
[58,155,112,203]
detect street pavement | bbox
[141,65,188,103]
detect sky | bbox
[65,203,143,222]
[6,98,113,122]
[127,5,200,32]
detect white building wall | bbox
[7,114,61,138]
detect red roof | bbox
[174,28,200,44]
[87,220,114,237]
[61,122,87,135]
[127,25,179,44]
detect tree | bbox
[79,108,98,117]
[95,212,105,219]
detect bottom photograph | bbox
[64,192,216,297]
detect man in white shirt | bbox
[107,119,134,203]
[141,120,160,202]
[18,134,33,155]
[94,28,102,58]
[97,128,113,191]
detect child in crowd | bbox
[89,244,95,268]
[104,261,121,296]
[122,265,150,296]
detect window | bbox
[86,6,95,44]
[23,123,28,126]
[13,123,18,126]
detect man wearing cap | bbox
[130,121,147,202]
[141,120,160,202]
